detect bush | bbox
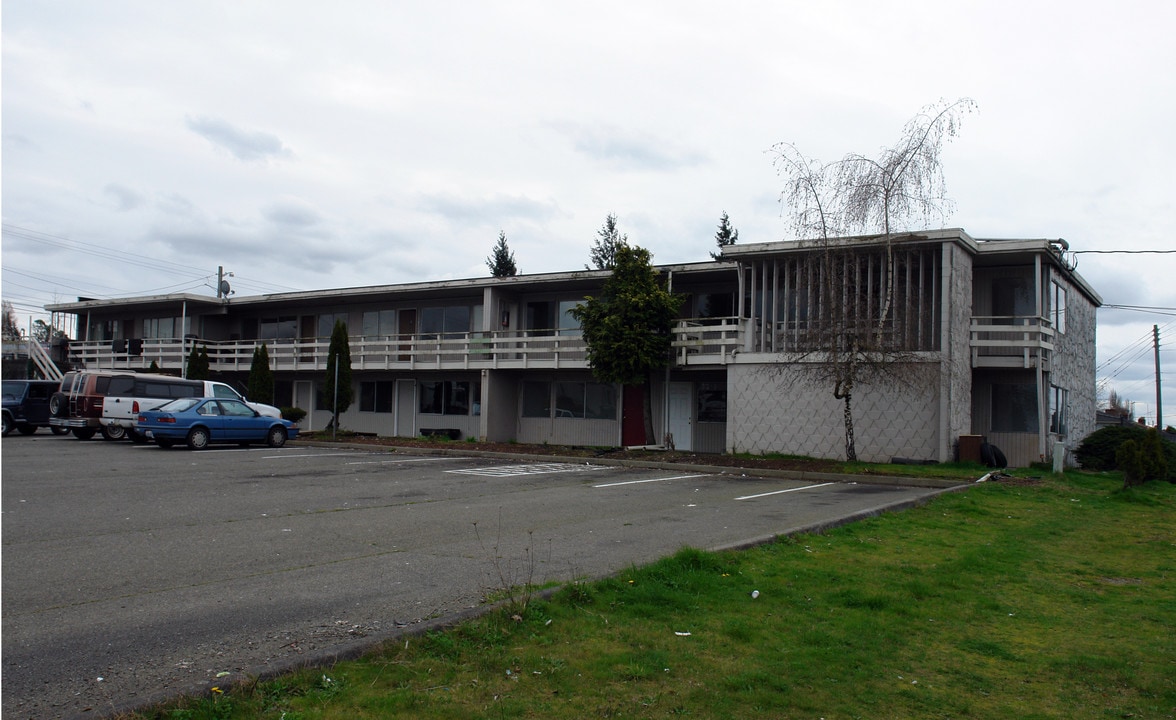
[1077,425,1176,482]
[281,406,308,424]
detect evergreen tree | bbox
[710,211,739,259]
[570,244,683,444]
[587,213,627,270]
[486,231,518,277]
[323,320,353,429]
[186,343,210,380]
[247,344,275,404]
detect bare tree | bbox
[768,98,975,461]
[2,301,22,341]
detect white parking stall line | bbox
[594,473,708,488]
[259,451,375,460]
[735,482,836,500]
[446,462,613,478]
[346,457,462,466]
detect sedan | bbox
[136,397,299,450]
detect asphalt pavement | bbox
[1,435,961,718]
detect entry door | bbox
[667,382,693,451]
[621,384,646,447]
[395,379,416,437]
[399,310,416,361]
[294,381,314,432]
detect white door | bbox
[395,379,416,437]
[667,382,693,451]
[294,381,314,431]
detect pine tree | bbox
[486,231,518,277]
[186,343,210,380]
[323,320,353,429]
[247,344,275,404]
[710,212,739,259]
[588,214,627,270]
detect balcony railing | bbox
[970,316,1054,369]
[67,319,745,373]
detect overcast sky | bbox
[3,1,1174,422]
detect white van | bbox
[99,374,282,441]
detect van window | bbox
[211,384,243,400]
[170,384,199,398]
[108,377,136,396]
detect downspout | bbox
[180,300,188,378]
[664,269,673,448]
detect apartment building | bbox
[45,228,1100,467]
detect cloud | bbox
[553,122,710,172]
[185,116,292,163]
[263,200,324,229]
[415,192,566,227]
[103,183,145,211]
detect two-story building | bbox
[45,228,1100,467]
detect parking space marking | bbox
[260,451,374,459]
[446,462,612,478]
[346,457,459,466]
[735,482,836,500]
[593,473,709,488]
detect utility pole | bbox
[1155,325,1163,429]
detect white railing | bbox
[66,320,745,373]
[970,316,1055,368]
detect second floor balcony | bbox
[970,316,1054,369]
[65,318,746,374]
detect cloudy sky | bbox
[3,1,1174,422]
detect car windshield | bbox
[155,397,203,413]
[2,381,23,401]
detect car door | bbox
[216,399,263,440]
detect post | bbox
[332,354,338,441]
[1155,325,1163,429]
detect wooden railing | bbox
[67,320,746,373]
[970,316,1055,368]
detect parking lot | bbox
[2,434,949,718]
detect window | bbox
[553,381,616,419]
[362,309,397,338]
[260,317,297,340]
[697,383,727,422]
[421,306,471,337]
[419,380,480,415]
[143,317,173,339]
[360,381,395,413]
[695,292,734,319]
[318,313,348,338]
[1050,385,1068,436]
[1051,280,1067,334]
[522,381,551,417]
[558,300,583,335]
[991,384,1039,433]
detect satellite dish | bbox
[219,280,232,296]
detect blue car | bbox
[136,397,299,450]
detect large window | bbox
[992,383,1039,433]
[1050,385,1068,436]
[421,306,472,338]
[318,312,349,338]
[260,317,297,340]
[362,309,397,338]
[143,316,187,339]
[360,381,396,413]
[522,381,550,417]
[543,381,617,419]
[1051,280,1067,334]
[419,380,480,415]
[696,383,727,422]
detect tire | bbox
[49,393,69,418]
[1,413,11,437]
[186,426,211,450]
[991,444,1008,469]
[128,428,149,444]
[265,425,288,449]
[18,425,37,436]
[51,426,70,435]
[980,442,996,468]
[72,428,97,440]
[101,425,127,441]
[155,438,175,449]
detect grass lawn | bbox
[130,471,1175,719]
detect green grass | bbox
[126,472,1176,719]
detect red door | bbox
[621,384,645,447]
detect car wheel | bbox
[72,428,97,440]
[101,425,127,441]
[155,438,175,449]
[18,425,37,436]
[1,413,11,437]
[186,427,211,450]
[49,393,69,418]
[51,426,70,435]
[265,425,288,448]
[128,428,149,444]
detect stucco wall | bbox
[726,361,942,463]
[1050,273,1098,460]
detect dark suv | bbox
[2,379,68,437]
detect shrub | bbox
[1080,425,1175,483]
[281,406,308,424]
